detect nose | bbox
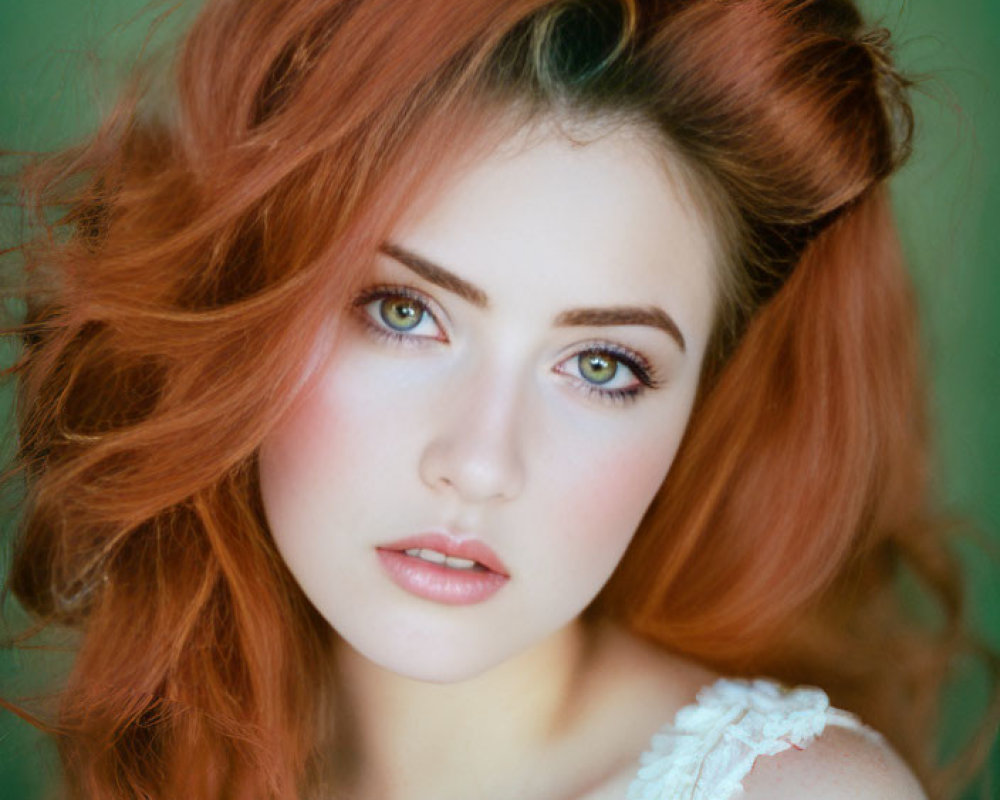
[418,367,527,505]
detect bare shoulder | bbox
[740,723,927,800]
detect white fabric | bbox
[626,677,884,800]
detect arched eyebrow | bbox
[378,242,686,352]
[380,242,488,307]
[553,306,684,352]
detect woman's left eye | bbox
[555,345,659,404]
[353,286,447,343]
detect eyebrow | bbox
[380,243,489,307]
[378,242,686,352]
[553,306,685,351]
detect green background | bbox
[0,0,997,797]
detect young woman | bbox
[2,0,992,798]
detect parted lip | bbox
[377,532,510,577]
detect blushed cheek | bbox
[553,436,681,579]
[257,372,377,602]
[259,354,415,527]
[260,390,336,497]
[257,363,362,542]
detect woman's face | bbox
[258,121,718,682]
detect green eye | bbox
[578,350,618,385]
[379,296,424,331]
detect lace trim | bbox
[626,678,883,800]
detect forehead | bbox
[386,119,720,351]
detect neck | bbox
[331,619,596,800]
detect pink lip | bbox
[376,533,510,606]
[379,533,509,576]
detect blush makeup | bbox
[376,533,509,605]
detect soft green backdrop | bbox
[1,0,997,797]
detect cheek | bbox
[580,445,674,537]
[531,422,684,594]
[258,387,341,520]
[258,360,368,547]
[257,398,332,579]
[598,439,678,510]
[261,350,401,492]
[257,348,434,555]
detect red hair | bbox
[1,1,994,798]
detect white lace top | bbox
[627,678,884,800]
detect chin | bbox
[331,609,525,684]
[349,634,511,684]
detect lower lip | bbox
[376,549,508,605]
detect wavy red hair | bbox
[2,1,995,798]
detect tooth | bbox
[444,556,476,570]
[418,548,447,565]
[404,549,420,556]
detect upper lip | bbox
[378,532,510,576]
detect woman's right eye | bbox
[352,286,448,344]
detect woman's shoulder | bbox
[738,715,927,800]
[574,625,925,800]
[624,676,927,800]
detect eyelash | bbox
[351,284,662,405]
[566,343,660,406]
[352,284,446,348]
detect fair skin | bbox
[258,119,925,799]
